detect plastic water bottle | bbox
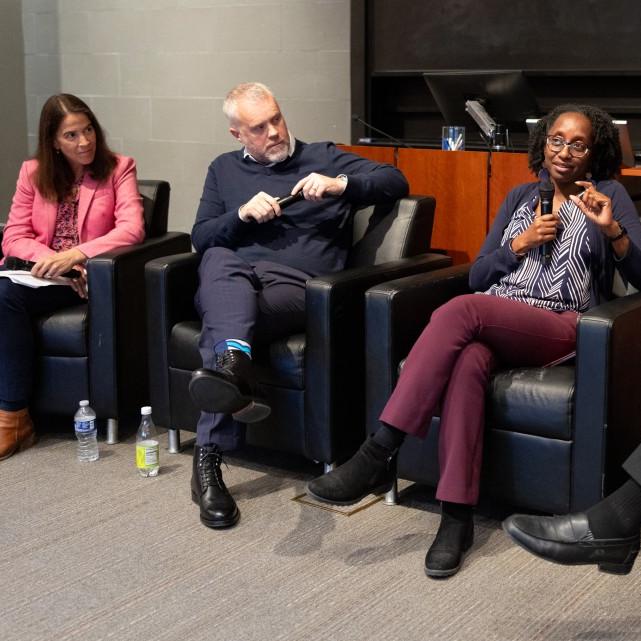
[136,406,159,477]
[74,400,99,462]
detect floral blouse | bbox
[51,176,83,252]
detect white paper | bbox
[0,270,70,288]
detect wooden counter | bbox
[396,149,489,264]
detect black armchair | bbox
[1,180,191,442]
[146,196,451,466]
[365,264,641,514]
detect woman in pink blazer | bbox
[0,93,145,460]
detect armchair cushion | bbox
[488,366,575,440]
[254,335,306,390]
[348,196,436,267]
[139,179,169,237]
[169,322,202,371]
[36,304,88,356]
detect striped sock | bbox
[214,339,252,359]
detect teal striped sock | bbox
[214,339,252,359]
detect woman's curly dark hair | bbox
[528,104,622,181]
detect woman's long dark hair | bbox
[34,94,116,202]
[528,103,622,181]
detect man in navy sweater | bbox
[188,82,409,529]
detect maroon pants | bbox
[380,294,578,505]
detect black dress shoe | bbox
[191,444,240,529]
[503,512,640,575]
[425,515,474,578]
[189,349,270,423]
[306,437,395,505]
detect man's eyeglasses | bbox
[546,136,590,158]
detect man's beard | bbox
[263,141,289,163]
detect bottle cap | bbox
[141,406,152,415]
[79,400,89,407]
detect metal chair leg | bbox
[106,418,118,445]
[168,428,181,454]
[384,477,398,506]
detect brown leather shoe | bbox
[0,408,36,460]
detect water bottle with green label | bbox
[136,406,159,477]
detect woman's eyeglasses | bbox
[546,136,590,158]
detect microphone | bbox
[539,181,555,264]
[351,114,410,148]
[4,256,81,279]
[275,190,305,209]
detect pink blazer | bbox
[2,154,145,262]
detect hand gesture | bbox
[569,181,614,232]
[238,191,281,223]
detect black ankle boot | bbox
[191,444,240,528]
[306,437,396,505]
[425,505,474,578]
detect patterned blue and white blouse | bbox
[485,198,591,312]
[470,179,641,311]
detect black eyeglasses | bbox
[546,136,590,158]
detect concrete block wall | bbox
[0,0,28,220]
[21,0,351,232]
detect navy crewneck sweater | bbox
[191,140,408,277]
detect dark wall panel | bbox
[352,0,641,150]
[368,0,641,71]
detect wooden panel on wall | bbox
[488,152,535,227]
[397,148,488,264]
[337,144,396,165]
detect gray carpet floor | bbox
[2,431,641,641]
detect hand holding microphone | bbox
[539,180,555,264]
[239,173,345,223]
[509,181,559,259]
[275,190,305,209]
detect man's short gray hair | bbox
[223,82,276,123]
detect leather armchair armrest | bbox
[86,231,191,421]
[145,252,202,426]
[364,264,471,434]
[573,291,641,506]
[303,252,452,462]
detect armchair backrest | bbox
[347,195,436,268]
[138,180,170,238]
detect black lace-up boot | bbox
[189,349,270,423]
[191,444,240,528]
